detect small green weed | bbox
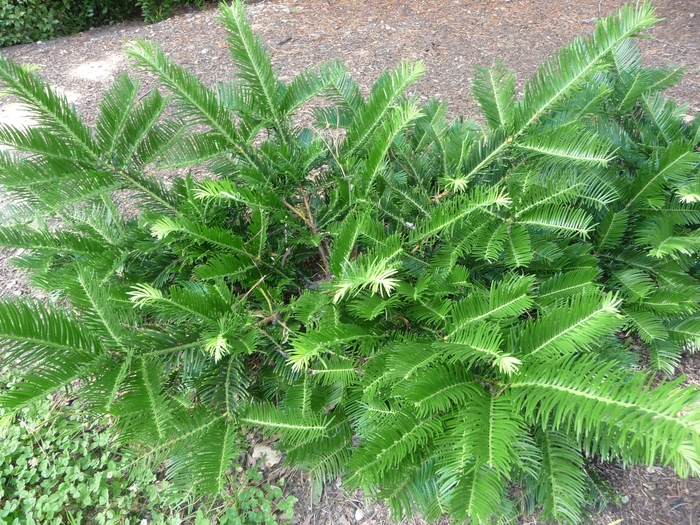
[223,468,296,525]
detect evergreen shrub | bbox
[0,1,699,523]
[0,0,206,48]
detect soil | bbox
[1,0,700,523]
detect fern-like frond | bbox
[459,127,509,183]
[516,125,614,168]
[0,124,89,161]
[503,223,533,268]
[622,307,668,344]
[130,117,186,168]
[331,255,401,304]
[515,292,623,360]
[168,415,244,494]
[0,54,98,160]
[439,461,505,524]
[344,60,425,156]
[65,269,131,347]
[291,424,353,486]
[410,186,510,244]
[626,142,699,209]
[0,353,102,412]
[617,66,684,113]
[193,254,257,282]
[347,412,442,488]
[322,67,364,115]
[95,73,140,155]
[515,1,658,131]
[640,289,700,316]
[612,268,655,300]
[534,428,588,524]
[642,218,700,259]
[666,317,700,349]
[288,323,373,371]
[374,460,442,522]
[355,100,423,198]
[329,213,363,276]
[219,1,283,127]
[439,324,521,375]
[517,204,594,239]
[447,274,534,335]
[472,60,516,130]
[383,341,440,382]
[280,60,346,116]
[112,358,174,442]
[0,297,102,363]
[159,130,234,169]
[129,282,230,325]
[125,39,240,146]
[646,339,682,377]
[595,208,629,250]
[240,402,331,444]
[151,215,250,258]
[536,268,602,307]
[512,355,700,472]
[639,91,686,145]
[398,365,479,417]
[0,299,104,411]
[440,389,523,474]
[0,225,105,256]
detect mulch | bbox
[1,1,699,523]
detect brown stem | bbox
[299,184,317,235]
[283,199,313,229]
[317,240,331,278]
[300,185,332,278]
[432,189,450,202]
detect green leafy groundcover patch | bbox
[0,1,699,524]
[0,367,296,524]
[0,367,183,524]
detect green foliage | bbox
[0,0,62,47]
[0,0,207,48]
[1,1,700,524]
[220,468,296,525]
[0,366,191,524]
[0,368,295,525]
[136,0,206,24]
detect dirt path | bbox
[1,1,699,523]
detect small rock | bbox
[251,444,281,468]
[355,508,365,521]
[201,49,210,54]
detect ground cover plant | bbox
[0,1,699,523]
[0,366,296,525]
[0,371,295,524]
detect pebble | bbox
[355,508,365,521]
